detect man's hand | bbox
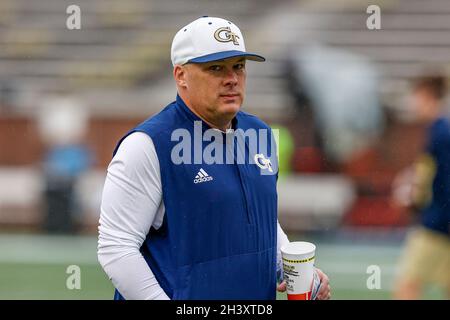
[277,281,287,292]
[314,268,331,300]
[277,267,331,300]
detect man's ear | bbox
[173,65,188,89]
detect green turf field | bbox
[0,233,446,300]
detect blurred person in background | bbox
[285,44,384,167]
[97,16,330,300]
[392,74,450,299]
[37,97,92,234]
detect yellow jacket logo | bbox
[214,27,240,45]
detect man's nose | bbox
[223,69,238,86]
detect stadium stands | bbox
[1,0,450,230]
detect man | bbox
[98,16,330,300]
[392,74,450,299]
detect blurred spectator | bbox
[37,97,93,234]
[0,81,16,112]
[392,74,450,299]
[286,44,384,166]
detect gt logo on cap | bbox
[214,27,240,45]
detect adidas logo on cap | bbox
[194,168,213,184]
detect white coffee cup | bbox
[280,241,316,300]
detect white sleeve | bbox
[97,131,169,300]
[277,220,290,282]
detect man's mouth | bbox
[220,93,240,98]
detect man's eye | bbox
[209,65,222,71]
[235,63,245,70]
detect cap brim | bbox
[188,50,265,63]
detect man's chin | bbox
[219,103,241,116]
[219,97,242,109]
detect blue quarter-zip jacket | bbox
[112,95,278,299]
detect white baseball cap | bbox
[171,16,265,66]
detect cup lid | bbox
[281,241,316,255]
